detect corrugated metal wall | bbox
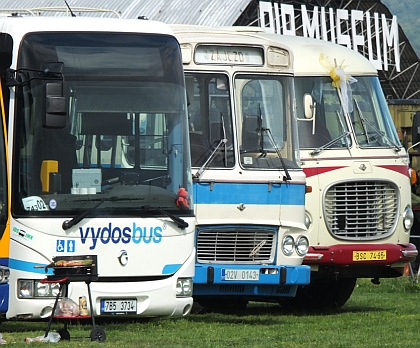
[0,0,251,26]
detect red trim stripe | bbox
[375,165,410,177]
[303,166,346,178]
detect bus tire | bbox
[280,277,357,311]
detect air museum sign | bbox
[259,2,400,72]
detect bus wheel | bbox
[280,277,357,311]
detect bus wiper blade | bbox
[354,99,401,152]
[193,138,227,179]
[310,132,351,156]
[62,196,118,230]
[142,206,188,230]
[261,127,291,181]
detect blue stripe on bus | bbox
[162,264,181,275]
[11,258,182,277]
[11,258,181,276]
[193,182,305,205]
[9,259,53,275]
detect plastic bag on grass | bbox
[24,332,60,343]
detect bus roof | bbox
[0,16,175,39]
[171,24,286,48]
[170,25,377,76]
[170,24,294,70]
[259,33,378,76]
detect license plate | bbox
[353,250,386,261]
[221,269,260,281]
[100,299,137,314]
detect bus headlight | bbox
[0,266,10,284]
[18,280,60,298]
[403,206,414,231]
[18,280,34,298]
[35,282,50,297]
[176,278,193,297]
[295,235,309,256]
[282,235,295,256]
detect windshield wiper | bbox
[193,138,228,179]
[310,132,351,156]
[354,99,401,152]
[62,197,118,230]
[142,206,188,230]
[335,110,351,152]
[62,196,188,231]
[261,127,292,181]
[220,113,228,167]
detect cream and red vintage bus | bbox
[263,33,418,309]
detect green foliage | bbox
[382,0,420,56]
[0,277,419,347]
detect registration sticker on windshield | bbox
[22,196,49,211]
[243,157,253,165]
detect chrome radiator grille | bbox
[324,181,398,240]
[196,228,276,264]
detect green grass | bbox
[1,277,419,347]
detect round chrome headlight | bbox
[282,235,295,256]
[403,206,414,231]
[295,235,309,256]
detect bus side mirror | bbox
[412,111,420,150]
[43,82,67,128]
[304,94,316,119]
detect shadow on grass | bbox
[0,303,386,333]
[185,301,386,324]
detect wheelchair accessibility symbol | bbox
[56,240,76,253]
[56,240,65,252]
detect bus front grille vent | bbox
[324,180,398,240]
[275,285,292,295]
[219,284,245,294]
[196,228,275,264]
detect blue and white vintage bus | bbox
[171,25,311,311]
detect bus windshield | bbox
[186,72,234,168]
[236,74,298,169]
[295,76,400,150]
[12,32,192,217]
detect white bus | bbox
[170,25,311,311]
[261,33,418,309]
[0,15,195,321]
